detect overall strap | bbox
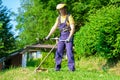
[64,14,70,23]
[58,13,70,24]
[58,15,61,24]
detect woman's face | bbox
[59,7,66,15]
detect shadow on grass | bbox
[102,56,119,72]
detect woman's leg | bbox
[65,42,75,71]
[55,41,65,71]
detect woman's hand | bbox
[45,36,50,40]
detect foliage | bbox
[27,52,55,68]
[16,0,58,48]
[16,0,120,60]
[0,22,2,27]
[27,52,70,68]
[16,0,88,47]
[74,4,120,59]
[16,0,114,47]
[0,0,16,58]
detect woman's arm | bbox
[68,24,75,40]
[46,17,59,39]
[67,15,75,41]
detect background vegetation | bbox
[0,0,16,58]
[15,0,120,61]
[74,4,120,59]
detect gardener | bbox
[45,3,75,71]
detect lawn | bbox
[0,56,120,80]
[0,67,120,80]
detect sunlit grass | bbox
[0,56,120,80]
[0,67,120,80]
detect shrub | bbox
[27,52,55,68]
[74,5,120,59]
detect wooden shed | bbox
[0,43,57,70]
[4,49,23,68]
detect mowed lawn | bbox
[0,67,120,80]
[1,57,120,80]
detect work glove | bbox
[66,38,70,43]
[45,36,50,40]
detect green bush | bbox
[74,5,120,59]
[0,23,2,27]
[27,51,79,68]
[27,52,55,68]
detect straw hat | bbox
[56,3,66,9]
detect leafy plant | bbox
[27,52,55,68]
[0,0,16,58]
[74,5,120,59]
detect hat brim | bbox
[56,4,66,9]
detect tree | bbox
[16,0,60,48]
[16,0,114,48]
[0,22,2,27]
[74,1,120,60]
[0,0,16,58]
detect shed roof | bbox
[0,43,56,62]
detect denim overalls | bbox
[55,14,75,71]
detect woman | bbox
[45,3,75,71]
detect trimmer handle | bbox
[50,37,59,40]
[51,37,68,42]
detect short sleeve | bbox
[55,17,59,24]
[68,15,75,25]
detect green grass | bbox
[0,67,120,80]
[0,56,120,80]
